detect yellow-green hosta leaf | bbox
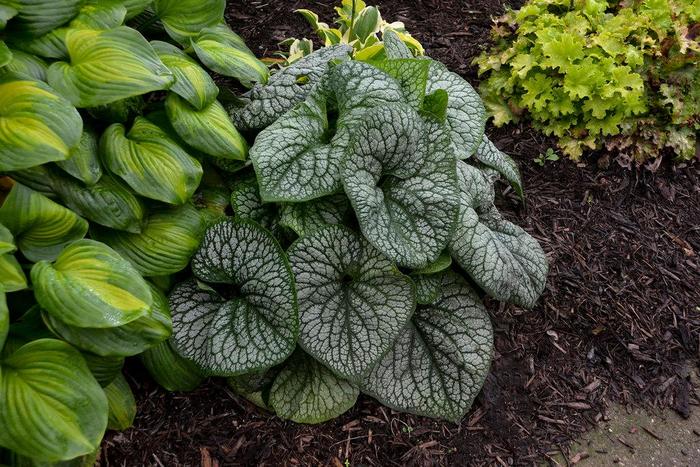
[7,29,67,59]
[31,239,153,328]
[0,48,48,81]
[151,40,218,110]
[0,77,82,171]
[0,253,27,292]
[154,0,225,44]
[69,1,127,29]
[141,339,204,392]
[0,41,11,67]
[0,182,88,262]
[91,203,206,277]
[101,117,203,205]
[47,27,174,108]
[104,373,136,431]
[0,339,108,462]
[165,93,248,160]
[0,223,15,255]
[192,23,269,87]
[0,286,7,349]
[56,127,102,185]
[6,0,82,38]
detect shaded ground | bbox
[102,1,700,465]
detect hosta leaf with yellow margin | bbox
[47,27,174,108]
[0,339,108,462]
[31,239,152,328]
[91,203,206,277]
[101,117,203,205]
[0,182,88,262]
[5,0,82,38]
[56,127,102,186]
[165,93,248,160]
[0,48,48,81]
[154,0,225,44]
[104,373,136,431]
[0,76,82,171]
[192,23,269,87]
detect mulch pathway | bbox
[102,1,700,465]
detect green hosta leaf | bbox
[0,40,11,67]
[165,93,247,160]
[151,40,218,110]
[341,104,460,268]
[288,226,415,381]
[383,29,413,59]
[104,374,136,431]
[426,61,486,159]
[6,0,82,37]
[7,29,66,59]
[250,61,404,202]
[42,282,172,357]
[101,117,203,205]
[0,182,88,262]
[119,0,153,20]
[412,251,452,275]
[472,137,523,200]
[141,340,204,392]
[279,194,349,237]
[0,76,82,171]
[191,23,269,87]
[0,339,108,462]
[154,0,224,44]
[448,162,547,308]
[230,178,279,233]
[0,223,15,254]
[56,127,102,186]
[170,220,298,376]
[86,95,145,124]
[0,253,27,292]
[81,352,124,387]
[0,48,47,81]
[91,203,206,277]
[0,5,18,30]
[47,27,174,108]
[230,45,352,131]
[0,287,7,349]
[269,350,359,424]
[362,271,493,421]
[31,239,152,328]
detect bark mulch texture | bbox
[102,1,700,465]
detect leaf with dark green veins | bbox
[279,194,349,237]
[56,127,102,186]
[230,178,279,233]
[411,273,441,304]
[362,271,493,421]
[382,29,413,59]
[370,58,430,108]
[288,226,415,381]
[104,374,136,431]
[412,251,452,275]
[31,239,152,329]
[448,162,547,308]
[141,340,204,392]
[154,0,225,44]
[169,220,298,375]
[269,350,359,424]
[472,136,524,200]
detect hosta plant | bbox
[475,0,700,166]
[0,0,265,463]
[167,32,548,424]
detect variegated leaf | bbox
[472,136,524,200]
[0,253,27,293]
[279,194,349,237]
[104,373,136,431]
[230,178,279,234]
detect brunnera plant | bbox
[168,32,548,424]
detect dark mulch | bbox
[101,1,700,465]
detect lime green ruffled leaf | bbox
[56,127,102,186]
[288,226,415,381]
[101,117,203,205]
[0,253,27,292]
[0,5,18,30]
[0,339,108,462]
[6,0,82,38]
[472,137,524,200]
[0,76,82,172]
[0,182,88,262]
[0,48,48,81]
[81,352,124,387]
[269,349,359,424]
[47,27,174,108]
[31,239,152,328]
[153,0,224,44]
[91,203,206,277]
[191,23,269,87]
[104,373,136,431]
[141,339,204,392]
[165,93,247,160]
[279,194,349,237]
[151,40,218,110]
[362,271,493,421]
[169,219,298,376]
[42,282,172,357]
[448,162,548,308]
[341,105,460,269]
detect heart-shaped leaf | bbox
[279,194,349,237]
[448,162,548,308]
[0,76,82,172]
[56,127,102,186]
[169,219,298,376]
[141,340,204,392]
[101,117,203,205]
[5,0,82,37]
[472,136,523,200]
[0,339,108,462]
[288,226,415,381]
[91,203,206,277]
[154,0,225,44]
[165,93,248,160]
[0,182,88,262]
[104,373,136,431]
[47,27,173,108]
[269,349,359,424]
[191,23,269,87]
[362,271,493,421]
[341,104,460,268]
[31,239,152,329]
[152,40,218,110]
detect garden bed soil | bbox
[102,1,700,465]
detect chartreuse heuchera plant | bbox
[0,0,267,464]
